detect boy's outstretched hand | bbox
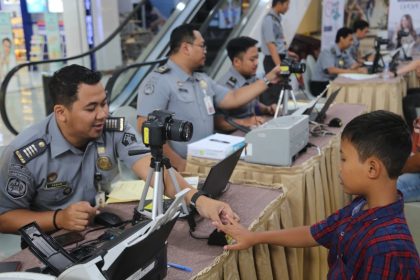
[212,214,256,250]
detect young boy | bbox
[213,110,420,279]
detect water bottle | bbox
[383,62,391,80]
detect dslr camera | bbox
[142,110,193,147]
[374,37,389,49]
[279,58,306,76]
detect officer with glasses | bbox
[137,24,282,172]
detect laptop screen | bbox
[314,87,341,123]
[200,146,244,198]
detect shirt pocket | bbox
[176,89,195,103]
[37,183,74,204]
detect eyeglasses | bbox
[186,42,207,50]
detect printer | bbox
[244,115,309,166]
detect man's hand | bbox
[173,158,187,172]
[265,66,282,84]
[194,195,239,225]
[213,214,256,250]
[56,201,98,231]
[356,67,368,74]
[236,116,265,127]
[260,103,276,115]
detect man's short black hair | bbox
[272,0,289,7]
[49,64,102,107]
[335,27,353,43]
[353,20,369,32]
[342,110,411,179]
[226,36,258,62]
[169,24,197,55]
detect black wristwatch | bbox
[190,190,208,208]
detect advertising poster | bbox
[0,12,15,78]
[44,12,62,70]
[344,0,389,30]
[388,0,420,54]
[321,0,345,50]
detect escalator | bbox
[107,0,268,111]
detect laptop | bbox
[313,87,342,123]
[197,145,245,198]
[292,88,341,123]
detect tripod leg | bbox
[167,167,189,215]
[290,89,297,108]
[281,89,289,116]
[274,89,285,118]
[152,170,164,219]
[137,167,154,214]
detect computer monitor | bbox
[314,87,342,123]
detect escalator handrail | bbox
[0,0,147,135]
[105,57,167,102]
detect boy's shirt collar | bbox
[351,192,404,221]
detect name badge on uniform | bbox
[338,58,344,67]
[199,80,215,115]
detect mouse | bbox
[328,117,342,128]
[94,212,123,227]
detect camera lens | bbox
[167,120,193,142]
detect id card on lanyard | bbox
[199,79,215,115]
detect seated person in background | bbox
[0,64,238,234]
[311,27,367,96]
[214,110,420,279]
[348,19,370,63]
[137,24,282,172]
[397,117,420,202]
[215,36,276,133]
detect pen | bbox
[209,139,230,144]
[167,262,192,272]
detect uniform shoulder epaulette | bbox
[105,117,125,132]
[154,65,170,74]
[226,76,237,88]
[14,139,48,165]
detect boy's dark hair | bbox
[49,64,102,107]
[352,20,369,32]
[227,36,258,62]
[272,0,289,7]
[335,27,353,43]
[342,110,411,178]
[169,24,197,55]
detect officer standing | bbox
[216,36,276,132]
[310,27,367,96]
[137,24,281,172]
[0,64,238,234]
[260,0,298,105]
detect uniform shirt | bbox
[311,194,420,279]
[312,44,356,82]
[137,59,230,158]
[348,34,360,61]
[261,9,287,56]
[0,115,146,213]
[216,66,258,119]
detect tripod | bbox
[134,146,189,221]
[274,76,297,118]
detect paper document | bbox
[338,73,380,80]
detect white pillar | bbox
[62,0,90,67]
[91,0,122,71]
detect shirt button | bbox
[340,232,345,236]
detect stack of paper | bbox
[187,133,245,160]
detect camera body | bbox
[374,37,389,49]
[279,58,306,76]
[142,110,193,147]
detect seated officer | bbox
[0,64,238,234]
[137,24,281,172]
[348,19,370,63]
[215,36,276,133]
[311,27,367,96]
